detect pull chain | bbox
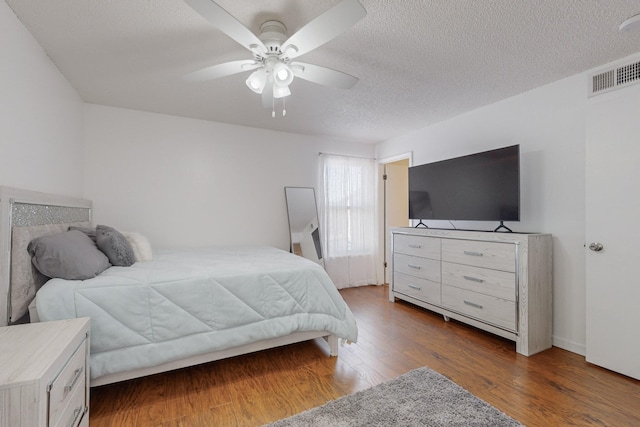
[282,97,286,117]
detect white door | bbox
[384,160,409,284]
[585,83,640,380]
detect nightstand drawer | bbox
[394,234,441,260]
[442,285,516,331]
[442,261,516,301]
[442,239,516,272]
[394,272,441,305]
[53,379,86,427]
[49,339,87,427]
[394,253,441,283]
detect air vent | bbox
[589,58,640,97]
[592,69,615,93]
[617,61,640,85]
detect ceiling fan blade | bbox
[262,83,274,108]
[280,0,366,59]
[184,0,267,54]
[184,60,260,81]
[291,62,359,89]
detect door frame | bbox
[378,152,413,284]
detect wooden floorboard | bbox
[89,285,639,426]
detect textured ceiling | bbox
[5,0,640,143]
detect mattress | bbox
[35,246,358,380]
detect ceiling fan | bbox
[184,0,367,115]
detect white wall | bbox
[0,2,84,197]
[376,73,588,355]
[83,104,374,251]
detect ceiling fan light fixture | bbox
[184,0,367,115]
[245,69,267,94]
[273,84,291,99]
[272,62,294,87]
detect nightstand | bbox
[0,318,90,427]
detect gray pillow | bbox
[96,225,136,267]
[27,230,111,280]
[68,225,97,242]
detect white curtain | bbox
[319,154,380,289]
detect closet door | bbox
[585,83,640,380]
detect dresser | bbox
[390,228,552,356]
[0,318,90,427]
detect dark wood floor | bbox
[89,285,639,426]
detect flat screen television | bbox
[408,145,520,227]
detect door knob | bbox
[588,242,604,252]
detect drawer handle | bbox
[408,244,422,249]
[408,284,421,290]
[463,251,484,257]
[464,300,483,310]
[407,264,421,270]
[463,275,484,283]
[68,406,84,427]
[64,367,84,396]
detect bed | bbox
[0,186,357,387]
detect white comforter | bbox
[36,246,358,380]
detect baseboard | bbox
[552,335,586,356]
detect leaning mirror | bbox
[284,187,324,267]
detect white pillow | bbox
[121,231,154,262]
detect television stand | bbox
[494,221,512,232]
[414,220,428,228]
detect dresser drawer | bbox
[393,272,441,305]
[394,253,441,283]
[49,339,87,427]
[393,234,441,260]
[442,239,516,272]
[441,285,516,331]
[442,261,516,301]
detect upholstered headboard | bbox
[0,186,92,326]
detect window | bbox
[319,154,379,288]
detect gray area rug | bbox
[266,367,523,427]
